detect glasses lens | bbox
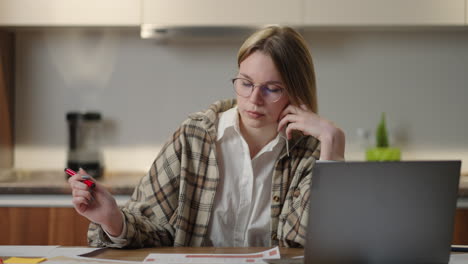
[233,78,253,97]
[260,85,283,102]
[233,78,284,102]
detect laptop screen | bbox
[305,161,461,264]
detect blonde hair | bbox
[237,26,318,113]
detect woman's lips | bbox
[246,110,264,119]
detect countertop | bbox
[1,169,468,197]
[0,170,142,195]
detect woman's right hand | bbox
[68,168,124,237]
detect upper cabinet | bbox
[304,0,466,26]
[0,0,140,26]
[142,0,302,27]
[1,0,466,28]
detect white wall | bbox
[14,28,468,172]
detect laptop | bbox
[303,161,461,264]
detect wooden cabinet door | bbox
[0,207,467,246]
[0,207,90,246]
[304,0,465,26]
[47,208,90,246]
[453,208,468,245]
[0,0,140,26]
[142,0,302,26]
[0,31,14,169]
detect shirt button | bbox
[293,189,301,198]
[273,196,280,203]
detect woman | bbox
[68,26,345,248]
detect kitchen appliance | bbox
[139,0,301,40]
[66,111,104,179]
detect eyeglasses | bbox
[232,77,285,103]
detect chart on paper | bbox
[143,247,280,264]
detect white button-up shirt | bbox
[108,107,287,247]
[206,107,286,247]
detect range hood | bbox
[140,24,260,41]
[140,0,302,40]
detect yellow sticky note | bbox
[4,257,46,264]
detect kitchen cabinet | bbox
[142,0,302,27]
[453,209,468,245]
[1,0,466,28]
[0,207,467,246]
[0,31,13,169]
[304,0,465,26]
[0,0,140,27]
[0,207,90,246]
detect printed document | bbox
[143,247,280,264]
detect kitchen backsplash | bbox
[14,28,468,172]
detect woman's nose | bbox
[249,85,264,104]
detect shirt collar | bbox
[217,107,289,156]
[216,106,239,141]
[255,130,286,157]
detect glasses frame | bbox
[231,77,286,103]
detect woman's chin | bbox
[241,116,275,130]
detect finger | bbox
[284,104,305,119]
[78,168,98,182]
[72,196,89,210]
[72,189,94,204]
[277,115,290,132]
[285,122,303,140]
[78,168,95,180]
[78,168,91,178]
[70,180,89,191]
[76,168,99,190]
[278,114,298,132]
[72,189,93,201]
[68,174,82,184]
[278,105,296,121]
[68,172,92,185]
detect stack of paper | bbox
[143,247,280,264]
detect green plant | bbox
[366,112,401,161]
[376,113,389,148]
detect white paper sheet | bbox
[0,246,59,257]
[143,247,280,264]
[0,246,104,259]
[450,253,468,264]
[44,255,141,264]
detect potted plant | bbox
[366,113,401,161]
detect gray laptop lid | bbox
[305,161,461,264]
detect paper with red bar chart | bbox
[143,247,280,264]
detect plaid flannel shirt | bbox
[88,99,320,248]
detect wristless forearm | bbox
[101,210,125,237]
[319,126,345,161]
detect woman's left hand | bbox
[277,104,345,161]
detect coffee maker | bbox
[66,111,104,179]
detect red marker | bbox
[65,168,96,188]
